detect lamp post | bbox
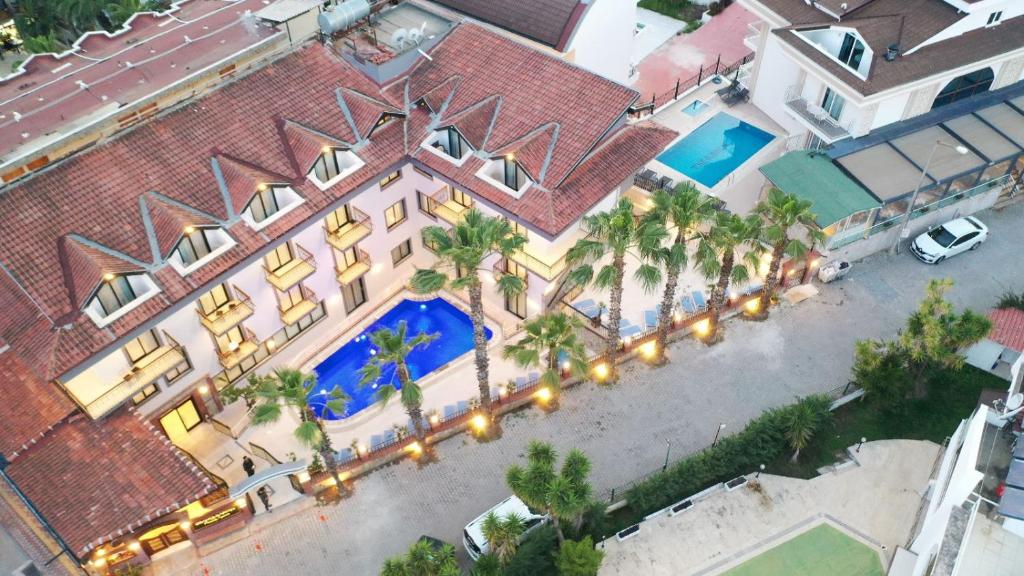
[663,439,672,472]
[756,463,765,479]
[891,140,970,254]
[712,423,726,447]
[857,437,866,453]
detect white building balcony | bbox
[264,244,316,291]
[197,286,254,336]
[430,184,472,225]
[85,333,186,418]
[784,87,851,143]
[217,327,260,370]
[508,247,567,282]
[279,285,319,326]
[324,206,372,251]
[336,249,371,285]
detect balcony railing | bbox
[280,285,319,326]
[336,248,371,285]
[430,184,472,225]
[783,86,851,142]
[492,257,529,288]
[197,286,253,336]
[509,248,567,282]
[218,327,260,370]
[264,244,316,291]
[86,332,186,418]
[743,22,762,51]
[324,206,372,251]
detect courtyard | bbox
[152,202,1024,575]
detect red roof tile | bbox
[0,352,74,460]
[280,120,354,176]
[340,88,404,140]
[214,154,297,216]
[431,0,583,49]
[417,76,459,113]
[493,123,557,182]
[5,407,217,555]
[989,308,1024,352]
[58,238,146,310]
[146,195,220,258]
[440,95,500,150]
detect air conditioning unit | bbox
[14,561,43,576]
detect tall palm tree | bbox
[358,321,439,441]
[643,183,718,364]
[566,198,666,382]
[506,441,592,544]
[412,209,527,413]
[481,511,526,565]
[249,368,349,488]
[502,312,588,404]
[753,188,823,319]
[695,212,763,343]
[783,395,831,463]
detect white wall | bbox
[915,0,1024,52]
[566,0,637,85]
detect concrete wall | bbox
[566,0,637,84]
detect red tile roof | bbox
[989,308,1024,352]
[146,195,220,258]
[0,352,74,460]
[431,0,584,49]
[280,120,354,176]
[441,96,500,150]
[4,407,217,556]
[0,22,671,385]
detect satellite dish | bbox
[1008,393,1024,411]
[390,28,408,49]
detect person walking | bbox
[242,455,255,477]
[256,485,272,513]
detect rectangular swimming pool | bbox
[656,112,774,188]
[311,297,492,420]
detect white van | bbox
[462,495,548,560]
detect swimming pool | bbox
[310,297,492,420]
[656,112,774,188]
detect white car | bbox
[910,216,988,264]
[463,495,548,560]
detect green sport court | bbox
[721,523,884,576]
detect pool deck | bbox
[597,440,940,576]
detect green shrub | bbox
[504,526,558,576]
[555,537,604,576]
[684,20,702,33]
[999,290,1024,312]
[470,554,502,576]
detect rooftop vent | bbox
[885,43,900,61]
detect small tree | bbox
[359,321,439,441]
[852,339,913,412]
[753,188,823,319]
[482,511,526,565]
[555,537,605,576]
[695,212,762,343]
[506,441,593,544]
[783,395,831,463]
[502,312,588,404]
[380,538,460,576]
[470,554,502,576]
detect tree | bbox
[506,441,593,544]
[482,511,526,565]
[13,0,62,40]
[21,33,61,54]
[359,321,439,441]
[695,212,762,343]
[412,209,526,414]
[106,0,146,28]
[470,554,502,576]
[245,368,349,487]
[380,539,460,576]
[566,198,666,381]
[54,0,105,36]
[753,188,823,319]
[643,183,718,364]
[555,537,604,576]
[852,339,913,412]
[502,312,588,404]
[783,395,831,462]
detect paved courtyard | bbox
[159,202,1024,575]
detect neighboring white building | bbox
[738,0,1024,148]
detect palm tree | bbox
[695,212,763,343]
[358,321,439,441]
[54,0,105,35]
[643,183,718,364]
[566,198,666,382]
[411,209,527,413]
[506,441,592,544]
[105,0,145,28]
[502,312,588,404]
[753,188,823,319]
[380,539,460,576]
[248,368,349,487]
[481,511,526,565]
[783,395,831,462]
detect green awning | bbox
[760,151,881,228]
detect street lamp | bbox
[857,437,866,453]
[663,439,672,472]
[756,463,765,479]
[712,423,726,447]
[892,140,970,254]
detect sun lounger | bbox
[644,309,658,329]
[619,324,642,339]
[692,290,707,310]
[680,294,696,314]
[574,298,596,310]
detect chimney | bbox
[885,43,899,62]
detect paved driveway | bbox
[179,203,1024,576]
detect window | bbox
[341,277,368,313]
[175,227,213,265]
[94,274,138,316]
[503,259,528,319]
[85,273,159,326]
[417,190,437,218]
[384,199,407,229]
[243,185,303,229]
[507,218,528,240]
[413,165,433,178]
[987,11,1002,25]
[125,329,161,363]
[504,157,526,190]
[477,157,532,195]
[379,170,402,189]
[279,285,306,312]
[391,239,412,266]
[132,383,159,405]
[246,186,281,223]
[216,326,248,355]
[369,112,403,136]
[451,187,473,208]
[325,205,355,234]
[336,246,360,271]
[422,229,441,254]
[265,243,295,273]
[837,33,865,71]
[199,284,231,316]
[932,68,995,109]
[821,88,845,122]
[424,127,472,163]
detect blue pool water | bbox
[310,298,491,420]
[656,112,774,188]
[682,100,707,117]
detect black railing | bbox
[628,53,753,117]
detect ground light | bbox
[534,386,552,403]
[405,441,423,457]
[470,413,488,434]
[744,298,760,314]
[638,340,657,360]
[428,413,440,426]
[234,497,247,508]
[592,362,610,381]
[693,319,711,337]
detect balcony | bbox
[492,258,529,288]
[264,244,316,291]
[197,287,253,336]
[324,206,372,251]
[430,184,472,225]
[280,286,319,326]
[784,87,851,143]
[218,327,260,370]
[336,249,371,285]
[743,21,763,51]
[86,334,186,418]
[509,247,567,282]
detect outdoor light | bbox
[228,341,239,352]
[810,258,821,268]
[322,145,332,153]
[535,386,552,403]
[128,541,141,552]
[561,360,571,371]
[257,183,267,191]
[406,441,423,455]
[673,310,683,322]
[198,384,209,395]
[103,272,115,281]
[638,340,657,360]
[498,384,508,399]
[96,549,107,557]
[786,269,796,276]
[234,497,247,508]
[505,152,515,161]
[298,471,311,483]
[593,362,610,381]
[744,299,760,313]
[470,414,488,433]
[429,413,440,425]
[266,339,276,351]
[184,225,195,234]
[92,557,107,568]
[179,520,192,530]
[357,443,368,456]
[694,319,711,336]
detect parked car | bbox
[463,495,548,560]
[910,216,988,264]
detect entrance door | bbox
[159,398,202,444]
[139,524,189,556]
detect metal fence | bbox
[629,52,754,117]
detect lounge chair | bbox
[619,323,643,339]
[692,290,707,311]
[680,294,697,314]
[528,372,540,383]
[644,309,659,329]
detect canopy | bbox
[760,151,881,228]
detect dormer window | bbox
[308,147,364,189]
[796,28,872,78]
[475,155,533,197]
[368,112,403,137]
[169,226,236,275]
[85,272,160,327]
[422,126,473,165]
[987,11,1002,26]
[242,184,303,230]
[837,33,865,71]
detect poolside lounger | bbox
[680,294,697,314]
[619,324,643,338]
[528,371,540,383]
[658,176,675,191]
[515,376,527,391]
[334,448,354,464]
[443,405,456,418]
[745,283,762,296]
[692,290,707,310]
[456,400,469,413]
[644,309,658,329]
[573,298,596,310]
